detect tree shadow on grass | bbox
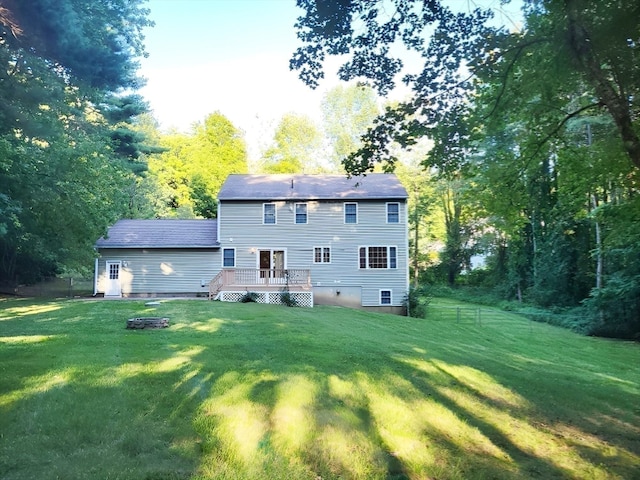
[191,306,639,478]
[179,313,599,478]
[1,300,639,479]
[0,300,205,479]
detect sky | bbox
[137,0,523,162]
[138,0,339,160]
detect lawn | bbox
[0,297,638,480]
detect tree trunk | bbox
[566,0,640,170]
[413,203,420,287]
[443,187,462,287]
[591,194,603,290]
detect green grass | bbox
[0,297,639,480]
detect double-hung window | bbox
[387,202,400,223]
[359,246,397,269]
[344,202,357,224]
[295,203,308,224]
[314,247,331,264]
[222,248,235,267]
[380,290,392,305]
[263,203,276,224]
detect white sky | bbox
[138,0,341,160]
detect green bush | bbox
[240,291,259,303]
[279,287,298,307]
[404,285,431,318]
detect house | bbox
[94,173,409,314]
[94,219,219,297]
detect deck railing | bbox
[209,269,311,299]
[222,268,311,286]
[208,270,224,299]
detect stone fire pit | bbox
[126,317,169,329]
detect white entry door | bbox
[105,261,122,297]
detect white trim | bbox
[405,203,410,298]
[294,202,308,224]
[358,245,398,269]
[256,248,288,270]
[390,246,398,269]
[386,202,400,224]
[344,202,358,224]
[222,247,236,268]
[263,202,277,224]
[379,289,393,305]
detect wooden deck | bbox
[209,269,311,299]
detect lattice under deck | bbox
[217,291,313,307]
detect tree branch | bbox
[482,37,551,121]
[523,101,604,164]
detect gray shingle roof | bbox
[95,219,219,248]
[217,173,408,201]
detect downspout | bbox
[93,257,98,296]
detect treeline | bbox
[2,1,639,339]
[0,0,155,283]
[292,0,640,338]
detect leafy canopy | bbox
[291,0,640,173]
[0,0,154,282]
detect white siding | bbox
[218,199,409,307]
[96,248,220,295]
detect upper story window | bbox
[359,246,397,269]
[387,202,400,223]
[263,203,276,224]
[344,202,357,224]
[295,203,308,224]
[222,248,235,267]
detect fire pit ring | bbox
[126,317,169,329]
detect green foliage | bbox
[2,0,153,90]
[395,160,441,284]
[189,174,218,219]
[102,94,162,166]
[0,0,154,284]
[261,113,323,173]
[404,285,431,318]
[581,197,640,339]
[145,112,248,218]
[428,285,504,308]
[279,287,298,307]
[240,291,259,303]
[291,0,640,338]
[0,59,137,281]
[321,84,379,171]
